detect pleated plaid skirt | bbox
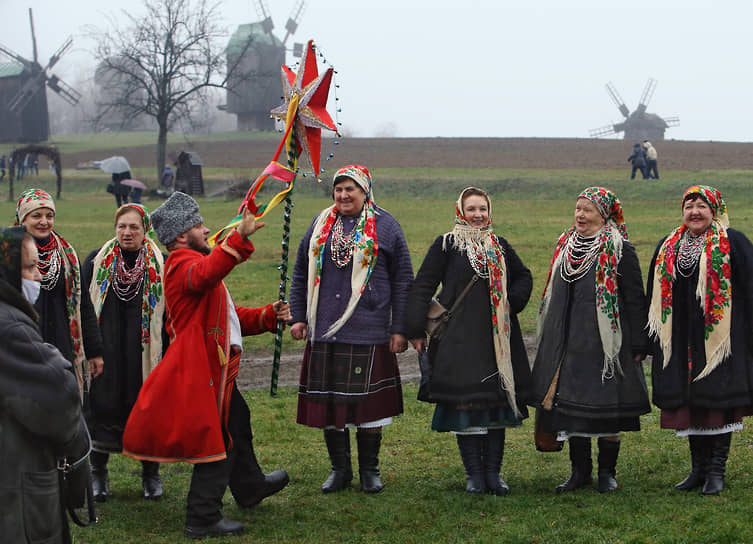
[296,341,403,429]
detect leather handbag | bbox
[424,274,478,341]
[534,408,564,453]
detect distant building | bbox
[221,23,285,132]
[0,61,50,142]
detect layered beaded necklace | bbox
[37,237,62,291]
[330,215,356,268]
[676,231,705,278]
[560,232,601,283]
[466,240,490,279]
[111,248,146,301]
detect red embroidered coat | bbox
[123,231,277,463]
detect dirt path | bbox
[237,335,538,391]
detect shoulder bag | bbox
[424,274,479,341]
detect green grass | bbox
[5,165,753,542]
[70,383,753,544]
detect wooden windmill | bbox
[222,0,307,131]
[590,78,679,141]
[0,8,81,142]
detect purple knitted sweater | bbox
[289,205,413,345]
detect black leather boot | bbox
[702,433,731,495]
[90,451,110,503]
[597,438,620,493]
[357,431,384,493]
[321,429,352,493]
[556,437,592,493]
[676,435,710,491]
[457,434,486,494]
[484,429,510,496]
[142,461,163,500]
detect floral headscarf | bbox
[15,188,88,395]
[306,165,378,338]
[89,204,164,379]
[648,185,731,380]
[442,187,518,415]
[538,187,627,379]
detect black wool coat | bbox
[648,228,753,410]
[405,234,533,410]
[530,240,650,421]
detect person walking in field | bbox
[643,141,659,179]
[627,142,648,180]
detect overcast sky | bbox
[3,0,751,141]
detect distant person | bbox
[31,152,39,176]
[627,142,648,180]
[161,165,174,190]
[0,154,5,182]
[110,171,132,207]
[643,140,659,179]
[17,154,26,180]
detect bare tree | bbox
[88,0,252,180]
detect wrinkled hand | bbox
[290,322,307,340]
[237,205,265,238]
[90,356,104,379]
[272,300,291,321]
[390,333,408,354]
[410,338,426,353]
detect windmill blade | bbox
[0,42,33,68]
[590,124,617,138]
[47,74,81,105]
[282,0,306,46]
[254,0,274,34]
[664,116,680,127]
[45,37,73,72]
[29,8,38,64]
[636,77,657,114]
[605,82,630,118]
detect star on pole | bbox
[270,40,338,178]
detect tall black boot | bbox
[484,429,510,496]
[702,433,732,495]
[142,461,163,500]
[457,434,486,494]
[90,451,109,502]
[321,429,353,493]
[357,431,384,493]
[556,437,592,493]
[676,435,710,491]
[597,438,620,493]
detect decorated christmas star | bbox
[209,39,338,246]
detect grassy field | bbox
[5,161,753,543]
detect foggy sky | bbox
[3,0,751,141]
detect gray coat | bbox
[0,283,90,544]
[530,241,650,422]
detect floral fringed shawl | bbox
[648,185,731,380]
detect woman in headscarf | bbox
[0,226,91,544]
[531,187,650,493]
[405,187,532,496]
[647,185,753,495]
[82,204,165,502]
[289,165,413,494]
[15,188,104,395]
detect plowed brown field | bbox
[66,137,753,171]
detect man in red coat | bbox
[123,192,290,539]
